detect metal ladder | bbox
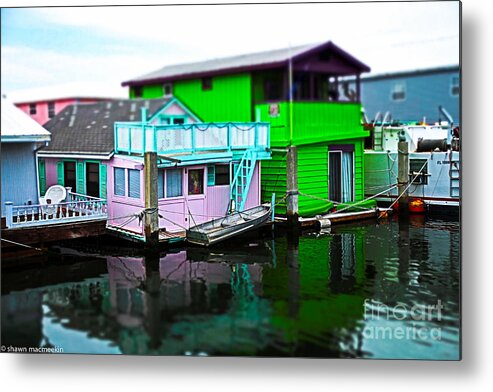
[449,159,460,197]
[230,150,257,212]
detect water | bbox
[1,216,460,359]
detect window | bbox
[451,76,460,96]
[202,77,212,91]
[410,159,428,185]
[264,79,282,101]
[29,103,37,115]
[134,86,142,98]
[167,169,183,198]
[64,161,77,191]
[128,169,141,198]
[159,116,186,125]
[158,169,165,199]
[114,168,125,196]
[215,165,230,186]
[188,169,204,195]
[163,83,173,97]
[48,102,56,118]
[86,163,100,198]
[391,82,406,101]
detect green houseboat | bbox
[122,40,371,216]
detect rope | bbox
[388,160,428,210]
[183,198,197,228]
[333,185,398,214]
[1,238,44,252]
[156,206,189,230]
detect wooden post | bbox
[5,201,13,228]
[286,146,299,237]
[397,131,409,216]
[144,151,159,247]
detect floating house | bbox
[122,40,371,216]
[1,97,51,220]
[1,97,110,250]
[40,97,271,242]
[9,84,122,126]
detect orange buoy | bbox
[409,198,426,214]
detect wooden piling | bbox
[144,151,159,247]
[397,133,409,216]
[286,146,299,237]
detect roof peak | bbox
[122,40,370,87]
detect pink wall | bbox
[243,162,261,210]
[16,98,106,126]
[107,156,145,235]
[44,158,59,190]
[41,154,263,236]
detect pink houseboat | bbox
[39,97,271,243]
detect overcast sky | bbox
[1,0,460,101]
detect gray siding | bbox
[360,70,460,124]
[1,142,39,217]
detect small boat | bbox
[186,204,271,246]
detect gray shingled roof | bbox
[123,43,317,85]
[42,98,172,155]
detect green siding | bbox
[56,161,64,185]
[262,140,365,217]
[38,159,46,196]
[261,152,287,214]
[297,144,332,216]
[76,162,85,194]
[256,101,368,147]
[173,73,252,122]
[100,163,107,199]
[130,84,164,99]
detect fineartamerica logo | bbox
[362,299,444,341]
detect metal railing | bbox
[114,121,270,155]
[4,191,107,229]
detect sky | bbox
[0,0,460,102]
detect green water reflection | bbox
[1,217,460,359]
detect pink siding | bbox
[148,102,198,125]
[243,162,261,210]
[44,158,59,189]
[15,98,104,126]
[158,197,186,233]
[207,185,230,219]
[107,156,145,235]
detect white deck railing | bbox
[4,191,107,229]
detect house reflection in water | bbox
[2,218,459,359]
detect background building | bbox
[352,65,460,125]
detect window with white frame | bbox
[166,169,183,198]
[114,167,126,196]
[128,169,141,199]
[450,75,460,96]
[391,82,406,101]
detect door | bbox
[185,167,206,227]
[63,161,77,191]
[85,162,100,198]
[329,149,354,203]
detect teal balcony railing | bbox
[114,122,270,156]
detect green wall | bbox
[130,74,253,122]
[262,138,365,217]
[256,101,368,147]
[129,84,165,99]
[173,73,253,122]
